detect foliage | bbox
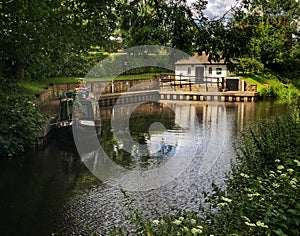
[0,0,117,81]
[20,77,78,94]
[235,58,264,74]
[236,0,300,80]
[110,105,300,235]
[240,72,300,98]
[261,81,299,99]
[201,113,300,236]
[115,0,197,55]
[0,89,45,157]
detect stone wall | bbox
[88,77,160,98]
[36,83,79,105]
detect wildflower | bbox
[241,216,250,222]
[291,177,298,183]
[245,222,256,227]
[172,219,182,225]
[290,178,298,189]
[277,165,284,170]
[244,187,252,192]
[272,183,280,188]
[191,227,202,235]
[152,220,160,226]
[287,168,294,174]
[247,193,260,198]
[190,219,197,225]
[183,226,189,232]
[240,173,250,178]
[178,217,184,221]
[275,159,281,163]
[280,173,287,178]
[269,173,275,178]
[293,159,300,167]
[269,170,275,174]
[217,202,228,207]
[256,221,268,228]
[221,196,232,203]
[196,225,203,230]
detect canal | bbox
[0,100,292,235]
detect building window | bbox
[187,67,191,75]
[208,67,212,75]
[216,68,222,75]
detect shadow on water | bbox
[0,130,100,236]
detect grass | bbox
[20,73,159,95]
[240,74,266,94]
[239,73,300,98]
[85,73,160,82]
[20,77,78,95]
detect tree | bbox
[0,0,117,81]
[115,0,196,55]
[239,0,300,71]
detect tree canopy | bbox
[0,0,299,82]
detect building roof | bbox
[175,53,226,65]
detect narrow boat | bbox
[56,85,101,136]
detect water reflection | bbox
[0,100,293,235]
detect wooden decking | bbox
[98,89,259,107]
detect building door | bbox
[195,66,204,84]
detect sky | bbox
[187,0,239,18]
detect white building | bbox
[175,53,235,83]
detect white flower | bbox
[217,202,228,207]
[178,216,184,221]
[172,219,182,225]
[190,219,197,225]
[275,159,281,163]
[240,173,250,178]
[241,216,250,222]
[256,221,268,228]
[293,159,300,167]
[183,226,189,232]
[277,165,284,170]
[280,173,287,178]
[191,227,202,235]
[272,183,280,188]
[287,168,294,173]
[196,225,203,230]
[152,220,160,226]
[221,196,232,203]
[245,221,256,227]
[247,193,260,198]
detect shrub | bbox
[0,93,45,157]
[235,58,264,74]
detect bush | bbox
[0,93,45,157]
[261,81,299,99]
[235,58,264,74]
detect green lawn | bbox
[85,73,160,82]
[20,73,160,95]
[240,74,266,94]
[20,77,78,94]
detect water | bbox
[0,100,292,235]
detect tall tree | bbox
[239,0,300,71]
[0,0,117,81]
